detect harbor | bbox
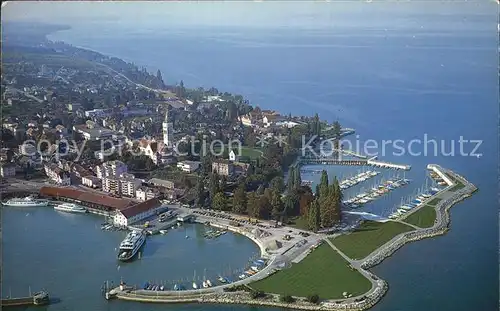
[343,176,410,209]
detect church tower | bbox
[162,107,174,148]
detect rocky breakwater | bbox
[361,169,477,270]
[200,283,389,311]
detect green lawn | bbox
[403,204,437,228]
[212,144,263,160]
[250,244,372,299]
[427,197,442,205]
[331,221,414,260]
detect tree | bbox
[209,172,220,201]
[195,176,206,208]
[256,184,265,196]
[293,166,302,189]
[257,195,272,219]
[331,177,342,223]
[287,166,295,192]
[270,190,284,221]
[246,192,259,218]
[270,176,285,193]
[307,294,320,304]
[213,192,227,211]
[332,120,342,149]
[280,295,295,303]
[312,113,321,137]
[232,184,247,214]
[308,199,321,232]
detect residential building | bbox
[73,121,115,141]
[148,178,177,189]
[102,176,120,195]
[136,186,159,201]
[84,108,112,118]
[177,160,201,173]
[96,160,128,179]
[82,175,102,189]
[263,115,286,128]
[44,163,71,185]
[0,163,16,177]
[212,160,234,176]
[112,198,164,227]
[120,173,142,197]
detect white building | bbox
[113,199,164,227]
[228,150,240,162]
[120,173,142,197]
[0,163,16,177]
[162,108,174,148]
[177,161,201,173]
[96,160,128,179]
[102,177,120,195]
[82,175,101,189]
[43,163,71,185]
[136,186,159,201]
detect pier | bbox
[366,157,411,171]
[1,291,50,307]
[298,155,410,171]
[299,158,368,166]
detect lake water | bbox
[5,2,499,310]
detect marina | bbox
[339,170,380,190]
[343,177,410,209]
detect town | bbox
[1,28,348,232]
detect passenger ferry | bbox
[117,230,146,262]
[54,203,87,213]
[3,196,49,207]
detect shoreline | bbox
[108,165,477,311]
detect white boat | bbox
[3,197,48,207]
[192,282,198,289]
[117,230,146,262]
[54,203,87,213]
[206,280,212,287]
[202,281,208,288]
[159,230,168,234]
[239,274,247,279]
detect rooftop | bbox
[119,198,161,219]
[40,186,134,210]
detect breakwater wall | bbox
[1,297,34,306]
[116,283,389,311]
[360,172,477,270]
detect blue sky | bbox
[2,1,493,30]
